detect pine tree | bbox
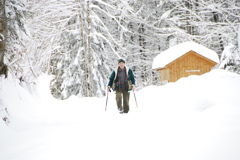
[50,0,115,99]
[78,0,87,97]
[4,0,31,80]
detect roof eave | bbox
[153,66,166,71]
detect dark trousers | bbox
[116,88,130,113]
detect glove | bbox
[107,86,111,92]
[132,85,135,90]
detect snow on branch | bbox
[91,5,128,32]
[91,32,120,58]
[0,33,4,41]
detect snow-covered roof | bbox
[152,41,220,70]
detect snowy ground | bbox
[1,69,240,160]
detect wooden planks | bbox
[160,68,169,82]
[159,50,218,82]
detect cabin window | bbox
[185,70,200,72]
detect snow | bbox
[152,41,220,70]
[1,69,240,160]
[161,9,172,19]
[219,44,234,69]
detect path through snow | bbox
[1,69,240,160]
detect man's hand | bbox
[132,85,135,90]
[107,86,111,92]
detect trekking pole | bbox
[105,88,111,111]
[133,88,138,108]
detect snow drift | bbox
[1,69,240,160]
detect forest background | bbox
[0,0,240,99]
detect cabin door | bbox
[160,68,169,84]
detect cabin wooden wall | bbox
[159,51,217,83]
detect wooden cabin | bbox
[152,42,219,84]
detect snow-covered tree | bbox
[48,0,117,99]
[4,0,32,81]
[27,0,77,79]
[0,0,7,77]
[219,24,240,74]
[0,0,30,124]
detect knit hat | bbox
[118,58,125,64]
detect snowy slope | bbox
[1,69,240,160]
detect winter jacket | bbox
[108,66,135,91]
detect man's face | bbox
[119,62,125,69]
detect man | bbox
[107,59,135,114]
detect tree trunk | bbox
[185,0,192,35]
[78,0,88,97]
[87,1,93,97]
[213,11,224,53]
[139,24,147,84]
[0,0,6,75]
[238,23,240,51]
